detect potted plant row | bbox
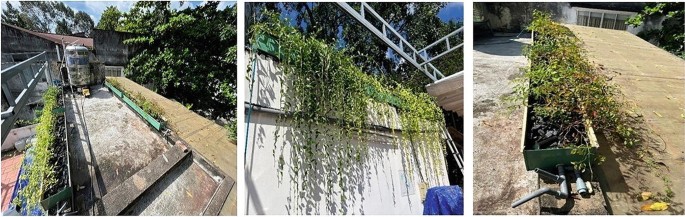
[515,11,638,171]
[11,87,73,215]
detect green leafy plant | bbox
[513,11,640,169]
[12,87,60,211]
[119,1,237,120]
[250,11,447,214]
[106,78,165,120]
[627,3,684,59]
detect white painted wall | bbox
[244,51,449,214]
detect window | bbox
[576,8,634,31]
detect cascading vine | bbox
[249,11,448,214]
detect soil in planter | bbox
[43,99,73,215]
[527,106,589,150]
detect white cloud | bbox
[0,0,21,15]
[217,1,236,10]
[171,1,191,10]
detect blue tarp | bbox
[8,147,46,216]
[423,185,464,215]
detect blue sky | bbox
[438,2,464,23]
[278,2,463,29]
[1,1,236,24]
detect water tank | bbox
[65,45,91,86]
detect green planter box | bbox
[104,81,165,131]
[520,31,599,171]
[254,33,280,59]
[519,96,599,171]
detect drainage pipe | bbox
[511,187,558,208]
[511,165,568,208]
[574,168,588,195]
[535,167,563,183]
[244,51,259,164]
[557,165,569,198]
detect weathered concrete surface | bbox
[91,29,138,66]
[107,77,237,215]
[100,144,189,215]
[567,24,685,215]
[473,36,539,214]
[68,85,169,213]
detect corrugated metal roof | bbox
[2,23,93,48]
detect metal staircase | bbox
[335,2,463,82]
[1,51,52,142]
[442,127,464,174]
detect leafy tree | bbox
[120,1,237,122]
[96,6,122,30]
[73,11,94,35]
[55,18,71,35]
[1,1,93,35]
[248,3,463,92]
[627,2,685,58]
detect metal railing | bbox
[1,51,50,142]
[336,2,464,82]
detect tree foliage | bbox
[95,6,122,30]
[627,2,685,58]
[1,1,94,36]
[119,1,237,122]
[248,3,463,92]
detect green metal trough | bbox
[104,81,165,131]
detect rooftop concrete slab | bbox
[106,77,237,215]
[67,85,169,205]
[473,35,539,214]
[566,24,685,215]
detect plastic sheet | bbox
[423,185,464,215]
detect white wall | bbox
[244,51,449,214]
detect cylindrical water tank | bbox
[65,45,91,86]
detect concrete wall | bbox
[92,29,138,66]
[475,2,575,33]
[244,51,449,214]
[475,2,662,35]
[1,24,62,62]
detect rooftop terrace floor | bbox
[567,24,685,215]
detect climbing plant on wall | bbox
[250,11,447,214]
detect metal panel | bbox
[1,52,48,143]
[254,33,280,59]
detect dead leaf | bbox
[640,192,652,201]
[641,202,669,211]
[650,202,669,211]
